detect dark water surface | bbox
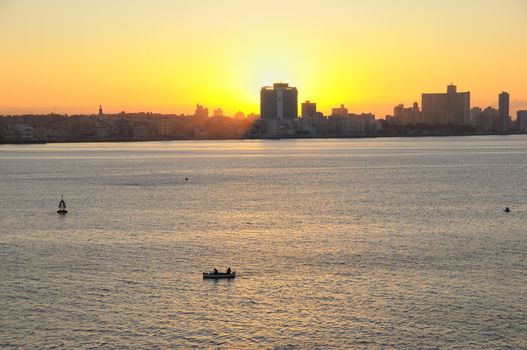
[1,136,526,349]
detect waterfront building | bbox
[5,124,34,142]
[331,104,348,117]
[342,117,358,136]
[301,101,317,118]
[157,118,177,137]
[421,84,470,125]
[299,100,322,136]
[498,91,510,131]
[517,110,527,132]
[470,107,482,127]
[344,114,375,136]
[328,113,376,136]
[94,124,110,139]
[478,107,499,131]
[195,104,209,118]
[260,83,298,120]
[384,115,396,125]
[393,102,421,125]
[132,124,149,139]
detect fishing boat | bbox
[57,195,68,214]
[203,269,236,279]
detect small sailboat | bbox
[57,195,68,214]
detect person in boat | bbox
[505,207,510,213]
[213,268,219,274]
[226,267,231,274]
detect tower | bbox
[98,105,103,116]
[260,83,298,120]
[498,91,510,131]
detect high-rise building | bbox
[421,84,470,125]
[260,83,298,120]
[98,105,104,116]
[331,104,348,117]
[301,101,317,118]
[517,110,527,132]
[498,91,510,131]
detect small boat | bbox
[504,207,511,213]
[57,195,68,214]
[203,271,236,279]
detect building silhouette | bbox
[213,108,224,118]
[260,83,298,120]
[422,84,470,125]
[98,105,104,116]
[393,102,421,125]
[195,104,209,118]
[233,111,245,120]
[498,91,510,131]
[331,104,348,117]
[470,107,482,127]
[301,101,317,118]
[517,110,527,132]
[479,106,499,131]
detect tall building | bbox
[498,91,510,131]
[98,105,104,116]
[517,110,527,132]
[421,84,470,125]
[301,101,317,118]
[260,83,298,120]
[331,104,348,117]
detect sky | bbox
[1,0,526,117]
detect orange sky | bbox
[1,0,526,117]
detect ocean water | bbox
[0,136,526,349]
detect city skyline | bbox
[3,81,526,144]
[1,0,526,117]
[2,82,524,122]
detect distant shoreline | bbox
[1,132,525,145]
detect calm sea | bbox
[1,136,526,349]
